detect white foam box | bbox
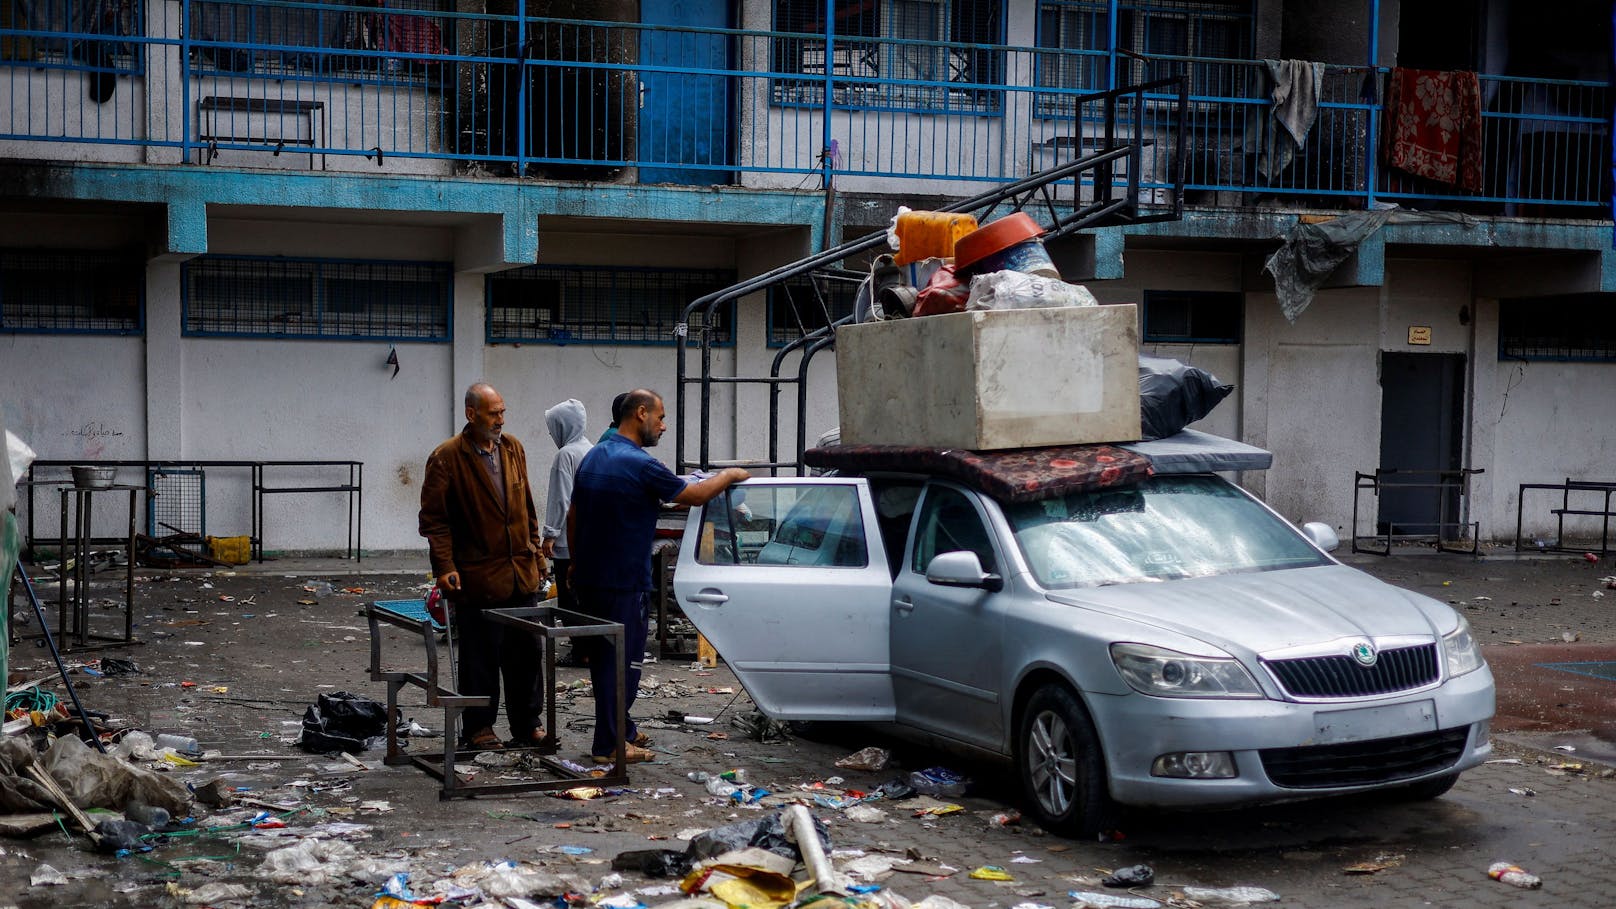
[835,304,1141,450]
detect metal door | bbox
[638,0,734,184]
[1378,352,1466,537]
[672,478,895,721]
[889,483,1007,751]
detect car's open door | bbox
[673,477,895,721]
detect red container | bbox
[954,213,1045,273]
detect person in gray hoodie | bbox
[542,398,592,619]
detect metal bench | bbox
[1516,479,1616,555]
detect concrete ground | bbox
[4,544,1616,908]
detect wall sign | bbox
[1407,326,1432,345]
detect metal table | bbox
[55,483,140,650]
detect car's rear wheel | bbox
[1017,684,1113,836]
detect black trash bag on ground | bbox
[612,849,694,878]
[684,811,832,864]
[1138,356,1234,442]
[297,691,394,754]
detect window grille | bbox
[767,272,859,346]
[0,248,144,334]
[1142,290,1242,343]
[770,0,1004,114]
[486,265,736,346]
[1034,0,1253,116]
[1499,294,1616,362]
[186,0,449,88]
[0,0,144,78]
[182,255,451,340]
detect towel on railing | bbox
[1385,67,1483,192]
[1260,59,1325,179]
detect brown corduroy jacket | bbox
[418,427,542,605]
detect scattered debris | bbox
[835,747,891,771]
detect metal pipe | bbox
[14,565,107,753]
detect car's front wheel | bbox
[1017,684,1114,836]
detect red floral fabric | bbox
[1385,68,1483,192]
[803,444,1153,504]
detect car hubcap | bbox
[1028,709,1078,815]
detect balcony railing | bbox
[0,1,1607,216]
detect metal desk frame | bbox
[54,484,140,650]
[366,601,626,799]
[1351,468,1483,556]
[1516,479,1616,555]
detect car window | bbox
[696,484,868,568]
[911,485,997,575]
[1004,475,1332,588]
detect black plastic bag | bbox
[612,849,694,878]
[684,811,831,863]
[297,691,393,754]
[1138,356,1234,442]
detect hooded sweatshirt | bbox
[543,398,592,558]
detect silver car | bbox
[673,443,1495,835]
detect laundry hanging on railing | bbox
[1259,59,1325,180]
[1263,209,1392,323]
[1384,67,1483,192]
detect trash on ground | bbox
[908,767,970,797]
[731,711,792,744]
[30,863,68,886]
[1179,886,1281,903]
[843,805,886,823]
[1487,862,1542,889]
[988,810,1021,828]
[969,866,1014,881]
[612,849,694,879]
[834,747,891,772]
[1101,864,1154,887]
[297,691,392,754]
[1342,853,1403,874]
[1068,892,1161,909]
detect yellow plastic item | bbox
[969,866,1014,881]
[206,535,251,565]
[893,210,978,265]
[697,633,719,668]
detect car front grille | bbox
[1260,727,1471,789]
[1264,643,1439,698]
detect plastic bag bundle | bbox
[965,270,1098,312]
[1138,356,1235,442]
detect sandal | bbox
[510,728,558,752]
[466,727,504,751]
[631,731,653,748]
[591,743,655,765]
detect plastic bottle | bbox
[719,768,746,783]
[154,733,200,755]
[311,581,334,599]
[687,771,710,783]
[1487,862,1542,889]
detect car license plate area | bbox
[1312,700,1436,745]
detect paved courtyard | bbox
[4,546,1615,908]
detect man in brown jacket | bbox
[419,382,547,750]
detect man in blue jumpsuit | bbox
[567,388,748,764]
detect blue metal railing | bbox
[0,1,1607,214]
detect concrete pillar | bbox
[449,270,486,432]
[143,260,184,458]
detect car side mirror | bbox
[926,550,1004,592]
[1301,522,1340,552]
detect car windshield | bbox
[1004,475,1330,589]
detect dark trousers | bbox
[457,589,542,743]
[552,558,576,613]
[576,586,648,757]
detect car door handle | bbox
[687,590,729,605]
[894,597,914,615]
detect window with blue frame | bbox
[1,0,144,81]
[1034,0,1254,117]
[771,0,1004,114]
[1500,295,1616,362]
[182,255,451,340]
[0,248,143,334]
[186,0,450,88]
[486,265,736,346]
[1141,290,1241,343]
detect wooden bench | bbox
[1515,479,1616,554]
[365,598,628,798]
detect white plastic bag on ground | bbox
[966,270,1097,311]
[43,734,192,815]
[256,838,359,885]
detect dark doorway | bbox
[1377,352,1466,537]
[1396,1,1483,70]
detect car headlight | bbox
[1442,616,1485,677]
[1110,643,1263,698]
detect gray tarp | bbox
[1122,428,1273,475]
[1263,209,1392,322]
